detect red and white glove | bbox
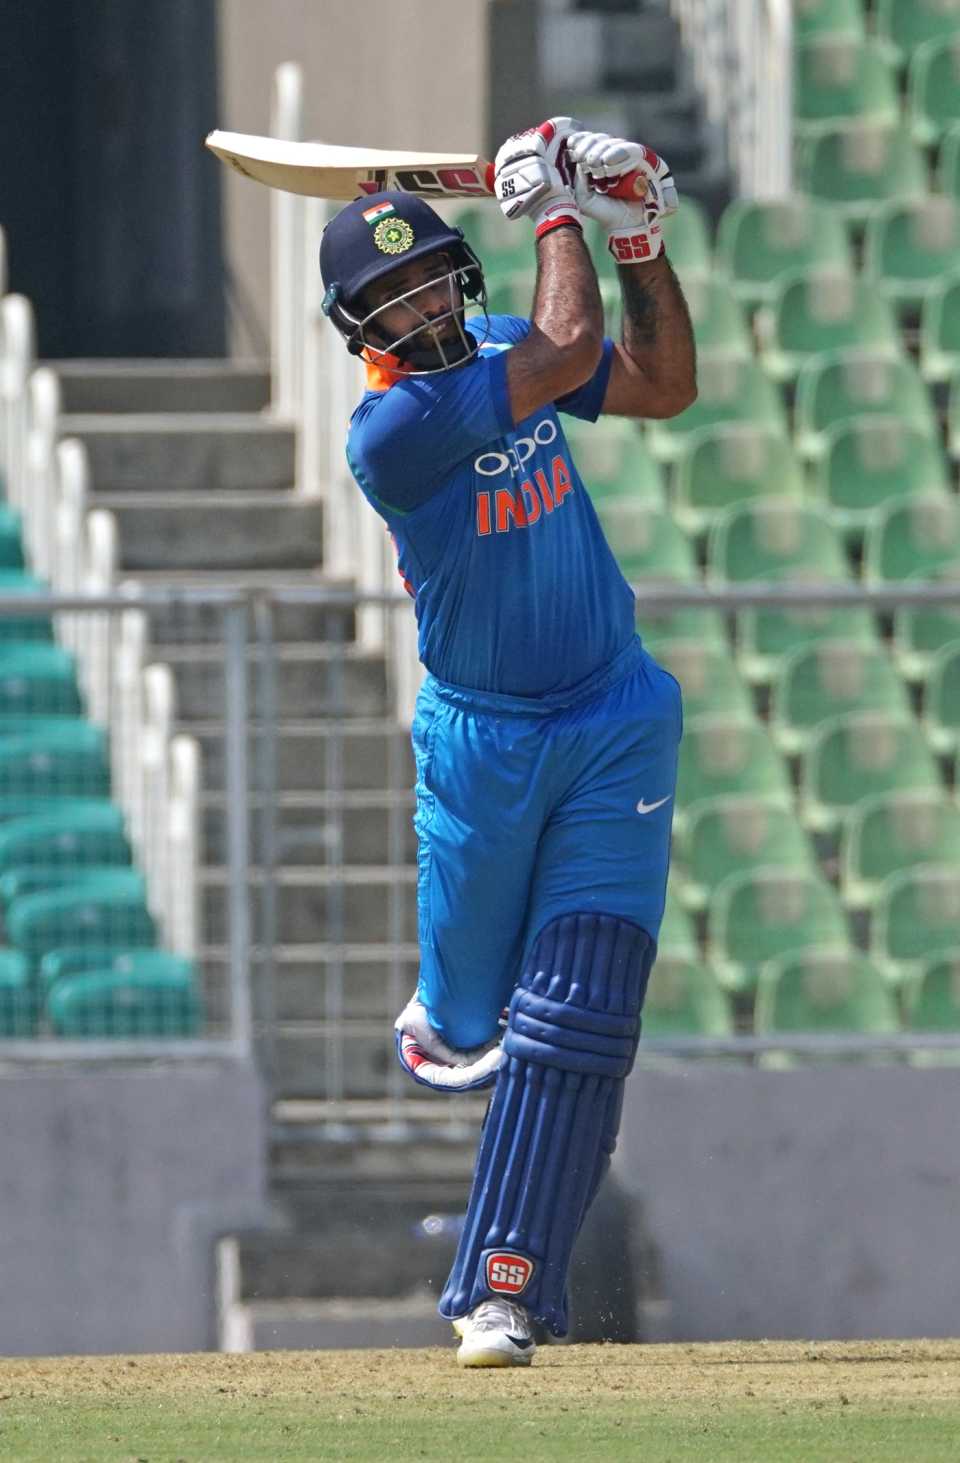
[567,130,678,264]
[493,116,583,240]
[394,995,503,1093]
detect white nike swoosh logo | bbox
[636,796,671,815]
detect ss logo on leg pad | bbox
[485,1251,535,1295]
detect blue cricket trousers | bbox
[410,637,683,1050]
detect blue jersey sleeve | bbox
[555,338,615,422]
[348,351,513,515]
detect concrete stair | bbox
[54,356,416,1109]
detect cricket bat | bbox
[204,130,649,203]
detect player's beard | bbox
[393,307,476,371]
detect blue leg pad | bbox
[438,912,655,1336]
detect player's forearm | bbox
[617,255,697,415]
[532,226,604,373]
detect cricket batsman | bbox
[319,117,696,1366]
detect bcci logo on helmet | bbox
[373,217,415,255]
[485,1250,535,1296]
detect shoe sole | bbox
[457,1342,534,1368]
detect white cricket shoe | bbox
[452,1297,536,1368]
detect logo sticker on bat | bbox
[357,167,489,197]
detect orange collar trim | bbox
[362,347,415,394]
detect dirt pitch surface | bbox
[1,1339,959,1462]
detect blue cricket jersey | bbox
[346,314,637,697]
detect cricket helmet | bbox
[319,190,486,371]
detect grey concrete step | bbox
[189,720,414,793]
[201,865,417,946]
[202,791,416,867]
[96,490,323,571]
[124,570,356,645]
[159,643,388,719]
[201,943,419,1022]
[62,413,295,493]
[52,359,271,415]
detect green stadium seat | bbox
[0,510,25,570]
[0,865,145,909]
[794,349,937,461]
[892,563,960,681]
[863,198,960,313]
[660,198,713,276]
[706,869,850,993]
[904,949,960,1031]
[755,949,898,1035]
[0,644,82,716]
[456,206,533,276]
[770,640,911,754]
[801,125,928,226]
[37,946,192,996]
[714,197,853,308]
[736,590,879,686]
[921,640,960,753]
[46,954,202,1039]
[657,893,699,960]
[562,417,664,506]
[675,715,793,836]
[841,791,960,909]
[681,275,753,357]
[872,867,960,982]
[645,353,787,463]
[636,598,729,657]
[0,725,110,799]
[652,640,753,721]
[863,494,960,583]
[0,572,54,643]
[936,121,960,201]
[946,368,960,457]
[0,947,35,1036]
[673,425,804,538]
[875,0,960,66]
[795,38,900,136]
[6,883,155,971]
[598,504,697,581]
[919,270,960,383]
[706,499,848,585]
[484,270,621,333]
[0,804,129,874]
[47,959,201,1041]
[794,0,866,44]
[642,956,734,1037]
[679,796,816,911]
[758,273,902,382]
[800,712,943,831]
[908,36,960,145]
[811,418,951,540]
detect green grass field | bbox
[1,1340,958,1462]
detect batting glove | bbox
[493,116,584,240]
[394,995,503,1093]
[567,131,678,264]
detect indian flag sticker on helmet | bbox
[362,200,396,226]
[373,216,416,255]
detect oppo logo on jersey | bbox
[474,416,574,536]
[474,418,558,478]
[476,455,574,536]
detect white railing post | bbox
[298,195,332,496]
[270,61,305,421]
[0,295,35,503]
[112,607,148,855]
[167,735,201,957]
[52,438,89,653]
[0,226,6,298]
[24,367,61,578]
[81,510,117,727]
[141,663,175,926]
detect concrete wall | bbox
[616,1064,960,1342]
[0,1061,268,1356]
[217,0,490,355]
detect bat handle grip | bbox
[482,160,646,202]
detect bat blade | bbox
[205,131,494,200]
